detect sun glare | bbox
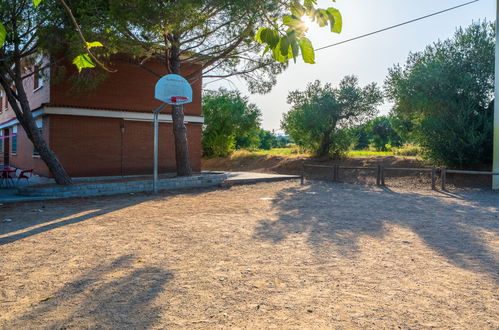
[301,16,313,31]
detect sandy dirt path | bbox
[0,181,498,329]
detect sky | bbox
[202,0,495,132]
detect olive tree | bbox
[282,77,383,157]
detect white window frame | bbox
[33,57,46,93]
[32,120,42,157]
[11,125,17,155]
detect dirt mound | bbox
[203,155,425,174]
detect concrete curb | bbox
[17,173,227,198]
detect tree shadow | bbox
[4,254,173,329]
[254,181,499,279]
[0,186,219,246]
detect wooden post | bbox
[300,161,305,185]
[431,166,436,190]
[334,164,339,182]
[441,166,447,190]
[331,164,336,182]
[376,165,381,186]
[381,165,385,186]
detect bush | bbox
[392,143,422,156]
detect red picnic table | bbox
[0,167,17,188]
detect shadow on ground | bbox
[0,187,217,246]
[254,181,499,280]
[3,255,173,328]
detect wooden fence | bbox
[300,163,499,190]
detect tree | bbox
[0,0,73,184]
[202,89,261,157]
[0,0,115,185]
[258,130,277,150]
[42,0,342,176]
[281,77,383,157]
[385,21,495,167]
[367,116,402,151]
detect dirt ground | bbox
[1,181,498,329]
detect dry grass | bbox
[0,181,498,328]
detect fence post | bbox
[376,165,381,186]
[300,161,305,185]
[331,164,336,182]
[431,166,436,190]
[441,166,447,190]
[335,164,340,182]
[381,165,386,186]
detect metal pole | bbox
[494,0,499,189]
[153,111,159,193]
[152,103,167,194]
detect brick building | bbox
[0,57,203,178]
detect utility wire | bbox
[315,0,480,51]
[204,0,480,87]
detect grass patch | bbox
[347,150,394,157]
[231,148,393,159]
[252,148,302,156]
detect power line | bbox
[203,0,480,87]
[315,0,480,52]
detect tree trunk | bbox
[0,75,73,185]
[169,35,192,176]
[24,112,73,185]
[318,131,331,157]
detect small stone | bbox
[3,219,12,223]
[307,309,314,313]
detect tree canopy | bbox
[385,21,495,167]
[282,77,383,157]
[202,89,262,157]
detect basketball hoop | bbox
[152,74,194,193]
[170,96,190,104]
[155,74,192,105]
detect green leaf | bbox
[72,54,95,73]
[290,39,300,62]
[303,0,317,10]
[315,9,329,27]
[290,1,305,17]
[32,0,42,7]
[0,23,5,48]
[86,41,103,49]
[272,40,287,63]
[326,8,342,33]
[280,35,291,57]
[282,15,302,28]
[299,37,315,64]
[255,27,279,48]
[255,27,266,43]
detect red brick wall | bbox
[49,115,201,177]
[8,118,50,177]
[0,60,51,124]
[50,59,202,116]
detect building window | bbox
[33,63,44,91]
[11,127,17,154]
[0,90,3,113]
[32,120,42,157]
[32,129,42,156]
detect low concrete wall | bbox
[17,173,227,198]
